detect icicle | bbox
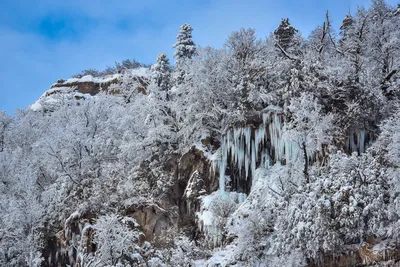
[350,134,355,153]
[263,112,269,125]
[245,154,249,180]
[227,130,231,154]
[306,146,314,165]
[219,150,226,194]
[358,130,367,154]
[244,127,251,160]
[251,140,256,180]
[217,111,298,194]
[269,113,285,163]
[254,115,267,166]
[348,129,368,154]
[238,129,245,176]
[265,153,270,169]
[261,150,270,169]
[211,152,218,175]
[245,127,252,180]
[238,193,247,203]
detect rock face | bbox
[179,147,218,195]
[177,147,218,223]
[42,146,219,266]
[30,68,151,112]
[50,73,149,96]
[125,202,178,245]
[125,146,218,243]
[50,78,119,96]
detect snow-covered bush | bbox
[86,214,143,266]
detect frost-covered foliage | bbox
[73,59,150,78]
[214,149,398,266]
[372,112,400,167]
[151,53,172,95]
[1,1,400,266]
[196,192,245,248]
[87,215,142,266]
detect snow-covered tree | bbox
[225,28,267,110]
[90,215,142,266]
[283,92,334,182]
[307,11,338,60]
[1,2,400,267]
[173,23,196,68]
[365,0,400,96]
[0,111,12,152]
[372,112,400,167]
[274,18,300,56]
[151,52,172,96]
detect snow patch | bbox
[129,67,152,77]
[63,73,121,84]
[29,102,43,111]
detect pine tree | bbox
[274,18,299,53]
[339,8,368,84]
[151,52,172,99]
[173,24,196,68]
[225,28,265,110]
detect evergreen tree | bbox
[172,24,196,85]
[274,18,299,54]
[172,24,196,68]
[151,52,172,100]
[339,8,368,84]
[225,28,266,110]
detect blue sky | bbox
[0,0,397,114]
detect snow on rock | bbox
[61,73,121,85]
[193,244,237,267]
[29,92,92,111]
[130,252,143,262]
[56,67,150,85]
[29,68,151,112]
[29,102,43,111]
[129,67,152,77]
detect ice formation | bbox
[212,110,302,194]
[348,130,368,154]
[196,192,247,248]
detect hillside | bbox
[1,1,400,266]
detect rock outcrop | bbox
[30,68,151,112]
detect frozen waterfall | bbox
[212,110,302,194]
